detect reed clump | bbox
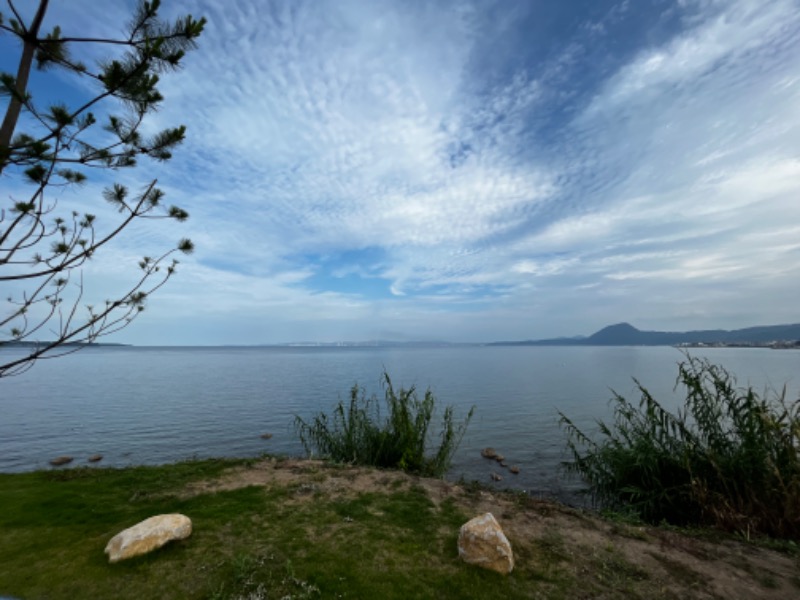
[295,372,474,478]
[560,355,800,539]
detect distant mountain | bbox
[490,322,800,346]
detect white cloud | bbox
[5,0,800,344]
[586,0,797,114]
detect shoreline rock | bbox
[457,512,514,574]
[105,514,192,563]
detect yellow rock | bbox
[457,512,514,574]
[105,514,192,563]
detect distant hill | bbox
[491,322,800,346]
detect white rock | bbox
[457,512,514,574]
[105,513,192,563]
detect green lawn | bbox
[1,458,797,599]
[0,459,545,599]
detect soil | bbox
[181,457,800,599]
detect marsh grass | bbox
[560,355,800,539]
[294,371,474,477]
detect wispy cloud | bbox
[5,0,799,343]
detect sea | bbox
[1,345,797,504]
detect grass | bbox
[0,457,797,599]
[560,354,800,539]
[0,459,549,599]
[294,371,474,477]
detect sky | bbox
[1,0,800,345]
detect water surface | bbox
[1,345,797,503]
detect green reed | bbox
[295,372,474,478]
[560,354,800,539]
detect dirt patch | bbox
[180,458,800,599]
[181,457,420,500]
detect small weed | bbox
[647,552,706,590]
[758,573,780,590]
[281,559,321,598]
[590,544,650,587]
[457,477,490,498]
[727,554,782,590]
[601,509,650,541]
[538,528,570,563]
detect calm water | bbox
[1,345,797,503]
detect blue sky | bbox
[2,0,800,344]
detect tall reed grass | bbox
[295,372,474,478]
[560,354,800,539]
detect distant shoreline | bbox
[4,341,799,350]
[1,341,131,348]
[3,320,799,349]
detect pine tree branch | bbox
[0,0,49,172]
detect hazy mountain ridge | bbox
[491,322,800,346]
[5,324,798,349]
